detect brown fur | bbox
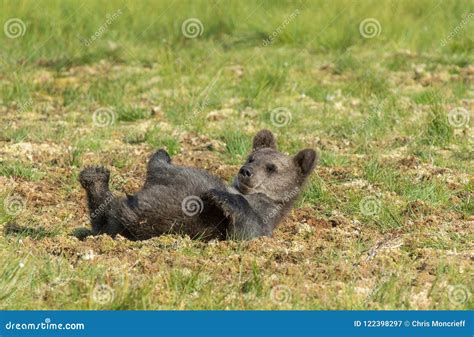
[79,130,318,240]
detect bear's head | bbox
[233,129,318,201]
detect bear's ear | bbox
[252,129,277,150]
[294,149,318,177]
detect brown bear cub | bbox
[79,129,317,241]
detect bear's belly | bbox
[120,166,229,240]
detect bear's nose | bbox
[239,166,253,178]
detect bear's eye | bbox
[248,156,254,163]
[266,163,277,173]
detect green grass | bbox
[0,161,44,181]
[0,0,472,310]
[145,127,181,156]
[223,131,253,164]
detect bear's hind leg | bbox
[148,149,171,167]
[145,149,172,186]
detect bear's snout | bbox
[239,166,253,178]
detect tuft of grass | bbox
[222,131,252,164]
[117,106,152,122]
[145,127,181,155]
[412,89,443,105]
[301,177,338,214]
[241,261,264,297]
[3,222,60,239]
[421,106,453,146]
[0,161,43,181]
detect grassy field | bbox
[0,0,472,309]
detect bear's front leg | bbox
[79,166,115,234]
[201,189,266,240]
